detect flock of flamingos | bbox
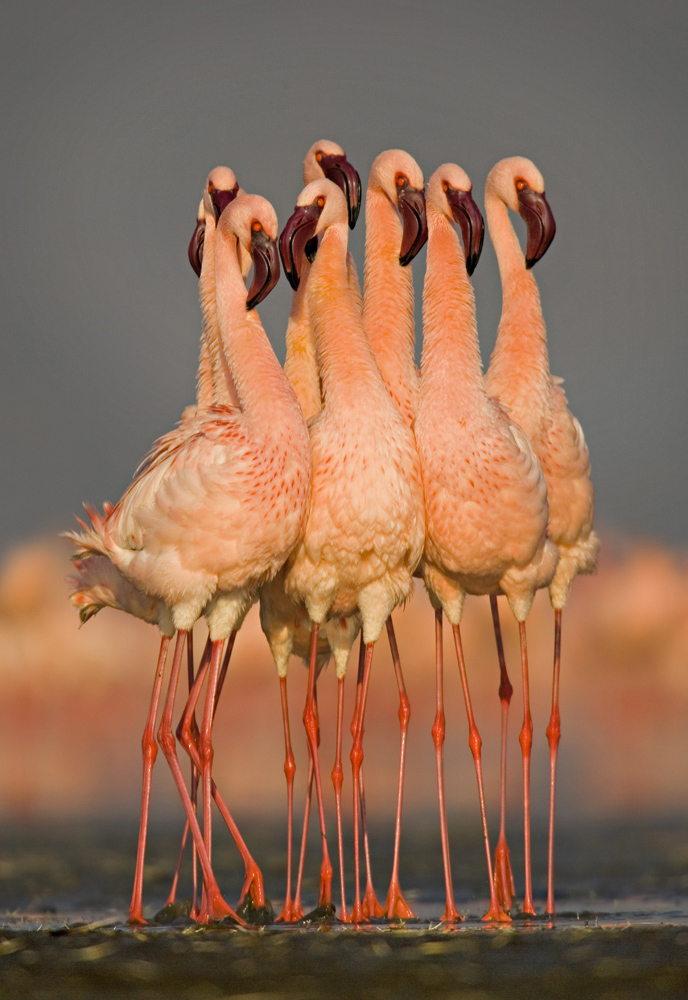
[64,140,598,927]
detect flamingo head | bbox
[428,164,484,277]
[303,140,362,229]
[369,149,428,266]
[187,167,241,276]
[279,179,347,290]
[217,194,280,310]
[486,157,556,268]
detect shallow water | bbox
[1,818,687,998]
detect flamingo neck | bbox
[197,212,240,408]
[215,241,303,436]
[362,186,418,425]
[485,193,552,417]
[308,224,390,410]
[420,210,487,411]
[283,259,322,422]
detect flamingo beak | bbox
[446,188,485,277]
[319,153,362,229]
[279,203,323,291]
[397,182,428,266]
[246,228,280,310]
[187,218,205,277]
[517,187,556,269]
[210,181,240,223]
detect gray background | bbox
[1,0,686,553]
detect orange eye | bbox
[316,151,323,162]
[516,179,526,191]
[396,173,408,188]
[442,180,449,192]
[316,196,325,207]
[251,221,262,233]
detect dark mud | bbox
[1,817,687,998]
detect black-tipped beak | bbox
[188,218,205,276]
[445,187,485,277]
[279,203,323,291]
[320,153,362,229]
[210,181,240,223]
[517,187,556,269]
[246,228,280,310]
[397,182,428,266]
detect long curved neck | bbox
[283,259,322,422]
[421,209,487,411]
[362,186,418,425]
[485,192,551,409]
[308,223,391,412]
[197,212,240,408]
[215,239,302,436]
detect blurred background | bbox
[0,0,686,872]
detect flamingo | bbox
[357,148,428,918]
[484,156,599,916]
[415,163,558,922]
[66,193,310,924]
[259,142,363,922]
[280,178,425,923]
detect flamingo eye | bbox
[252,221,262,233]
[316,196,325,208]
[516,179,527,192]
[315,151,323,163]
[396,173,408,188]
[442,181,449,192]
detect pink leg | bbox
[293,754,313,918]
[518,621,536,916]
[129,635,170,925]
[489,596,516,912]
[302,625,333,909]
[276,675,300,922]
[432,610,460,923]
[178,636,268,913]
[545,609,562,917]
[384,617,414,919]
[348,637,382,921]
[451,624,510,923]
[332,675,348,921]
[350,641,377,923]
[156,631,240,924]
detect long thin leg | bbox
[384,617,414,919]
[302,624,333,908]
[349,637,382,920]
[178,639,268,912]
[432,610,460,923]
[518,621,536,916]
[350,641,375,923]
[277,674,300,922]
[156,632,240,924]
[129,635,170,924]
[489,596,516,912]
[165,631,200,912]
[332,675,348,921]
[451,624,510,923]
[293,755,313,917]
[545,609,562,917]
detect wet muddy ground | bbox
[1,817,687,998]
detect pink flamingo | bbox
[358,148,428,919]
[415,163,558,923]
[66,193,310,924]
[484,156,599,916]
[280,179,425,923]
[260,141,363,922]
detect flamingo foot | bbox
[493,833,515,914]
[362,884,384,919]
[276,898,304,923]
[520,900,537,918]
[317,858,334,910]
[441,901,462,924]
[196,889,244,925]
[384,882,414,921]
[127,908,147,927]
[481,900,511,923]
